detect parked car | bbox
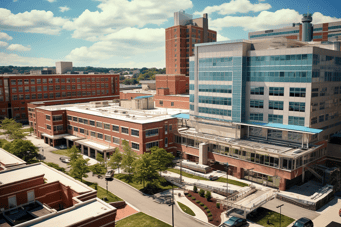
[61,158,70,163]
[209,175,218,181]
[105,170,115,179]
[219,216,247,227]
[292,218,313,227]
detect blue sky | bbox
[0,0,340,68]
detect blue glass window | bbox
[269,87,284,96]
[198,96,231,106]
[269,101,283,110]
[268,114,283,123]
[290,88,306,97]
[250,87,264,95]
[198,107,231,116]
[250,113,263,121]
[288,116,305,126]
[250,100,264,108]
[289,102,305,112]
[198,85,232,93]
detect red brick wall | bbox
[120,92,152,100]
[155,74,189,95]
[154,94,189,109]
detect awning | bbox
[41,133,70,140]
[75,139,117,152]
[64,135,84,141]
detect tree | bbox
[90,163,106,177]
[0,118,25,139]
[96,153,105,165]
[150,147,174,176]
[121,140,137,180]
[69,156,90,182]
[108,148,122,173]
[133,153,158,188]
[29,127,34,136]
[67,145,82,163]
[199,189,205,197]
[205,191,212,201]
[3,139,38,163]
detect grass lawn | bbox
[116,212,171,227]
[250,207,295,227]
[51,149,69,156]
[81,179,122,202]
[177,202,195,216]
[115,173,175,194]
[167,168,249,187]
[20,128,32,133]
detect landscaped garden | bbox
[184,186,229,226]
[116,212,171,227]
[247,207,295,227]
[177,202,195,216]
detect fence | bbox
[193,182,237,197]
[228,186,257,202]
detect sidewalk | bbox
[313,197,341,226]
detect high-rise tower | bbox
[302,13,313,42]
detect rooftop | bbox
[29,95,119,105]
[16,199,115,227]
[36,101,188,124]
[0,148,26,168]
[0,74,118,78]
[120,88,156,95]
[0,163,93,193]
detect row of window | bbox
[46,115,63,121]
[12,90,109,100]
[250,113,305,126]
[250,100,305,112]
[10,77,110,85]
[198,107,231,116]
[11,84,109,93]
[198,96,232,106]
[197,85,232,93]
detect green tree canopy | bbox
[69,156,90,182]
[67,145,82,163]
[89,163,106,177]
[121,140,137,178]
[108,148,122,173]
[3,139,38,163]
[150,147,174,175]
[133,153,158,188]
[0,118,25,139]
[96,153,105,165]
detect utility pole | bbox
[276,204,284,227]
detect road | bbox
[26,135,209,227]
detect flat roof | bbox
[240,121,322,134]
[0,148,26,167]
[0,74,118,78]
[134,95,153,100]
[172,113,190,119]
[17,199,115,227]
[76,139,115,152]
[29,95,119,105]
[36,101,188,124]
[120,89,156,94]
[0,163,93,193]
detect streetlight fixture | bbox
[276,204,284,227]
[225,162,229,199]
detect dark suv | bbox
[292,218,313,227]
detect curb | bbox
[114,178,154,198]
[174,191,217,227]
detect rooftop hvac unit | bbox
[122,111,127,114]
[126,115,130,118]
[114,110,118,113]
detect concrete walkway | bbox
[313,197,341,226]
[174,190,208,223]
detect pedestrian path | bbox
[173,190,208,223]
[313,197,341,226]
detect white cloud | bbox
[0,8,69,35]
[46,0,56,2]
[7,44,31,51]
[0,32,13,40]
[0,41,8,47]
[66,27,165,62]
[217,34,230,42]
[59,6,70,13]
[211,9,341,31]
[0,52,55,66]
[63,0,193,41]
[195,0,271,16]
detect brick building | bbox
[0,74,120,123]
[166,10,217,75]
[0,161,117,226]
[29,100,181,160]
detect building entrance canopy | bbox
[75,139,116,152]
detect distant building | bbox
[166,10,217,75]
[56,61,73,74]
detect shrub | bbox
[187,193,191,197]
[199,189,205,197]
[192,196,196,200]
[200,202,204,206]
[196,200,200,203]
[209,217,213,221]
[95,183,98,190]
[216,203,220,209]
[193,185,198,193]
[208,213,212,217]
[203,205,208,209]
[205,191,212,201]
[206,209,210,213]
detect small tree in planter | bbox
[205,191,212,201]
[216,203,220,209]
[199,189,205,197]
[193,185,198,193]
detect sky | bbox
[0,0,341,68]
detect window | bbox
[319,115,324,123]
[55,78,60,83]
[146,141,159,150]
[289,116,305,126]
[113,137,120,144]
[171,102,174,106]
[53,115,63,121]
[268,129,282,139]
[131,129,139,137]
[73,117,78,122]
[27,190,35,203]
[159,100,163,106]
[250,87,264,95]
[74,126,78,132]
[96,122,103,128]
[269,101,283,110]
[250,113,263,121]
[104,123,110,130]
[11,80,16,85]
[53,125,63,131]
[268,114,283,123]
[47,125,51,130]
[18,79,23,85]
[122,127,129,134]
[112,125,119,132]
[132,142,139,150]
[105,135,111,142]
[37,86,42,92]
[311,117,317,125]
[269,87,284,96]
[97,133,103,139]
[37,79,41,84]
[90,120,95,126]
[67,116,72,121]
[46,115,51,120]
[91,131,96,137]
[25,86,29,92]
[146,128,158,137]
[24,79,29,84]
[8,195,17,208]
[289,102,305,112]
[320,87,327,96]
[84,119,88,124]
[78,118,83,123]
[250,100,264,108]
[165,137,168,147]
[30,79,35,84]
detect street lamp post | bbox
[276,204,284,227]
[225,163,229,199]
